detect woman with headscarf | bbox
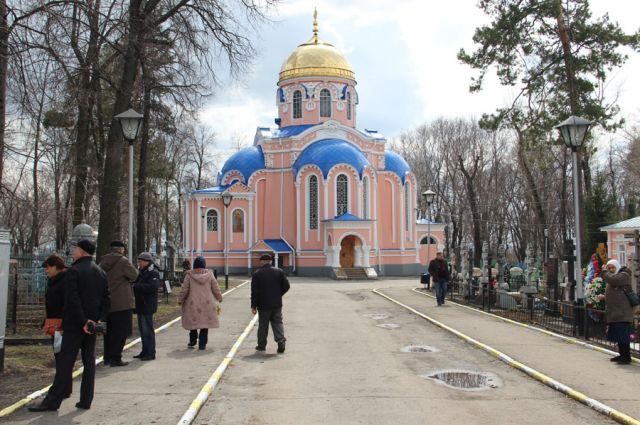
[599,259,634,364]
[178,256,223,350]
[42,254,72,398]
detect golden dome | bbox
[278,10,355,83]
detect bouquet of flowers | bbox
[585,277,606,310]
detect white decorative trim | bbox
[281,103,289,112]
[305,101,315,111]
[336,101,345,111]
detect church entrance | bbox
[340,236,356,268]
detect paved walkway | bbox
[3,278,638,424]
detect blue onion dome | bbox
[384,151,411,183]
[220,145,265,184]
[293,139,370,179]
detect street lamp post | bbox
[115,109,144,262]
[422,189,436,261]
[221,190,233,290]
[555,115,592,305]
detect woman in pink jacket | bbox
[178,256,223,350]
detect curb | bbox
[411,287,640,364]
[0,280,249,418]
[177,314,258,425]
[373,288,640,425]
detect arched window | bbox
[293,90,302,119]
[420,236,437,245]
[320,88,331,118]
[346,92,352,120]
[232,209,244,233]
[308,175,319,230]
[336,174,348,216]
[206,210,218,232]
[362,176,369,219]
[405,183,411,231]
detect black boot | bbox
[616,343,632,365]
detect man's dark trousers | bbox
[137,313,155,357]
[42,330,96,409]
[104,309,132,362]
[435,278,448,305]
[257,308,285,348]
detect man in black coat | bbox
[30,239,110,412]
[428,251,450,306]
[251,254,290,353]
[133,252,160,361]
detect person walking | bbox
[599,259,634,364]
[29,239,110,412]
[99,241,138,367]
[178,256,223,350]
[133,252,160,361]
[428,251,450,306]
[41,254,72,400]
[251,254,290,353]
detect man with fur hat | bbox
[99,241,138,366]
[133,252,160,361]
[251,254,290,353]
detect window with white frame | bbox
[293,90,302,119]
[347,92,352,120]
[308,175,319,229]
[405,183,410,231]
[336,174,348,216]
[619,244,626,266]
[320,88,331,118]
[363,176,369,219]
[206,210,218,232]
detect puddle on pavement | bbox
[345,292,366,301]
[422,370,501,391]
[363,313,391,320]
[401,345,439,353]
[376,323,401,329]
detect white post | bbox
[0,228,11,373]
[128,142,134,262]
[224,205,229,277]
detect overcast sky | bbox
[199,0,640,156]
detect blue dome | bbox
[220,145,265,184]
[293,139,370,179]
[384,151,411,183]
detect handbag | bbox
[623,288,640,307]
[43,318,63,336]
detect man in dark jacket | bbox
[428,251,450,306]
[133,252,160,361]
[30,239,110,412]
[99,241,138,367]
[251,254,290,353]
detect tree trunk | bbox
[0,0,8,196]
[136,86,151,254]
[96,1,143,261]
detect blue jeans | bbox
[435,279,448,305]
[137,314,156,357]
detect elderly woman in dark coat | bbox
[599,259,635,364]
[42,254,72,398]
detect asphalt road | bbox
[4,278,631,424]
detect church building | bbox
[182,12,444,278]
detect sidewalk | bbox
[1,283,255,425]
[380,285,640,419]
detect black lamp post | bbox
[221,190,233,290]
[422,190,436,262]
[115,108,143,262]
[555,115,592,305]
